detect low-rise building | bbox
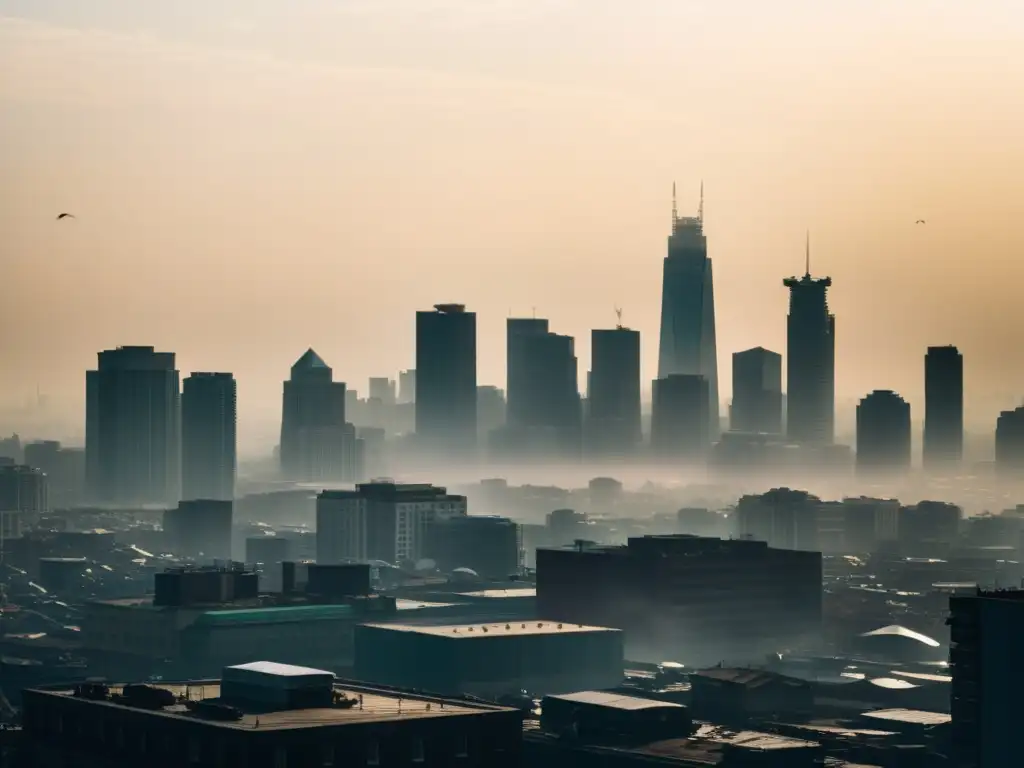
[354,620,623,697]
[20,662,523,767]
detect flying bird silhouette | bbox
[915,219,926,224]
[56,213,75,220]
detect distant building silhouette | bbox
[316,481,467,565]
[0,464,48,539]
[924,345,964,469]
[521,331,582,457]
[280,349,361,482]
[650,374,710,460]
[587,327,642,458]
[476,385,506,443]
[856,390,911,474]
[163,499,233,562]
[657,186,720,439]
[995,406,1024,478]
[397,369,416,405]
[505,317,550,427]
[86,346,180,507]
[368,377,397,407]
[181,372,236,502]
[730,347,783,435]
[784,244,835,445]
[415,304,478,458]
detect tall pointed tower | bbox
[656,182,720,438]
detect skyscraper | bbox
[280,349,360,481]
[588,327,642,457]
[415,304,477,457]
[506,317,550,427]
[650,374,710,460]
[181,372,237,502]
[995,407,1024,479]
[924,345,964,468]
[730,347,783,435]
[784,238,835,445]
[657,184,720,438]
[85,346,180,507]
[520,331,582,457]
[856,390,911,474]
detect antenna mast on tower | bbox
[671,182,678,225]
[804,230,811,277]
[698,180,704,225]
[614,306,623,329]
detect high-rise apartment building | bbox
[948,588,1024,768]
[316,481,467,565]
[784,242,835,445]
[856,390,911,474]
[280,349,361,482]
[730,347,783,435]
[181,372,237,502]
[85,346,180,507]
[657,185,720,439]
[519,331,582,457]
[587,327,642,457]
[924,345,964,468]
[415,304,477,457]
[650,374,709,460]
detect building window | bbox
[367,740,380,765]
[188,737,201,764]
[412,737,425,763]
[321,745,335,767]
[455,733,468,757]
[275,747,288,768]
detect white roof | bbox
[225,661,334,678]
[549,691,684,711]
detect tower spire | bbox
[698,180,704,225]
[671,181,678,225]
[804,230,811,277]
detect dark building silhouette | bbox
[415,304,478,457]
[423,515,521,579]
[506,317,549,427]
[650,374,709,460]
[587,327,642,458]
[23,440,85,508]
[537,535,822,666]
[0,464,48,539]
[948,587,1024,768]
[182,372,237,502]
[657,185,720,439]
[783,242,835,445]
[280,349,360,482]
[735,487,822,552]
[856,390,911,474]
[730,347,783,435]
[520,331,582,457]
[924,345,964,469]
[995,406,1024,478]
[85,345,180,507]
[163,499,233,562]
[397,368,416,404]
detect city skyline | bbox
[5,3,1024,450]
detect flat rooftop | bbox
[456,588,536,599]
[362,621,618,638]
[35,681,499,731]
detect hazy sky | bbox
[3,1,1024,450]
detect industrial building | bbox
[81,564,395,678]
[536,535,822,665]
[163,499,233,562]
[423,515,521,578]
[316,481,467,566]
[354,621,624,697]
[20,662,523,767]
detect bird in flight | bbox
[915,219,926,224]
[56,213,75,220]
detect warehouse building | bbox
[20,661,523,767]
[354,621,623,697]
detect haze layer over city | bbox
[4,1,1024,461]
